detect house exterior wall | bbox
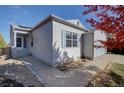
[31,21,53,65]
[10,29,15,56]
[94,30,107,57]
[10,28,14,47]
[81,32,94,59]
[52,20,86,66]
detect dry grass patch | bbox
[87,63,124,87]
[0,59,44,87]
[57,59,89,71]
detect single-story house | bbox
[10,14,107,66]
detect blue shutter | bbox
[77,33,80,47]
[61,30,66,48]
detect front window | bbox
[16,38,22,47]
[66,31,77,47]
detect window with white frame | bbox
[66,31,77,47]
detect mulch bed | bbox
[87,71,116,87]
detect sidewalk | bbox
[19,56,96,87]
[19,54,124,87]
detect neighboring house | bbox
[10,15,107,66]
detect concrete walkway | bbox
[85,54,124,70]
[19,54,124,87]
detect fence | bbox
[0,47,11,59]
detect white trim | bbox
[61,30,66,48]
[14,31,17,48]
[15,30,28,34]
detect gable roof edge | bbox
[31,15,89,32]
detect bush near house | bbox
[108,49,124,55]
[87,63,124,87]
[0,33,7,48]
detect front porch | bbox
[11,30,31,58]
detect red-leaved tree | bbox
[83,5,124,52]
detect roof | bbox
[31,15,89,32]
[67,19,87,29]
[11,15,89,33]
[11,24,32,32]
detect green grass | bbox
[109,63,124,86]
[0,45,8,48]
[111,63,124,78]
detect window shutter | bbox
[61,30,66,48]
[77,34,80,47]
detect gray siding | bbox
[31,21,53,65]
[81,32,94,59]
[52,20,86,65]
[81,30,107,59]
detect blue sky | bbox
[0,5,93,43]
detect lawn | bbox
[111,63,124,78]
[87,63,124,87]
